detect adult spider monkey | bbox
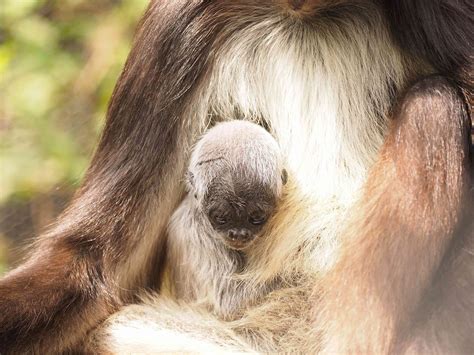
[0,0,472,353]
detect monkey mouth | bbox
[223,234,257,251]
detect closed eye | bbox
[248,214,267,226]
[210,209,230,225]
[214,215,229,225]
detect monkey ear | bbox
[281,169,288,185]
[185,171,199,198]
[186,171,195,188]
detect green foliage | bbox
[0,0,148,271]
[0,0,148,202]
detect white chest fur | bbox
[207,7,410,204]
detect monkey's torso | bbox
[166,195,280,320]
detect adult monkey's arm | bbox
[0,2,219,353]
[317,76,473,354]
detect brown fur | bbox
[0,0,472,353]
[316,76,473,353]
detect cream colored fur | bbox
[87,2,424,353]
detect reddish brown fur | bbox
[316,76,473,353]
[0,240,119,353]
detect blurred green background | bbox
[0,0,149,275]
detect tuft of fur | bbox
[87,296,256,353]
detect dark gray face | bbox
[202,178,277,251]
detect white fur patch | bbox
[96,301,256,354]
[200,4,411,271]
[207,5,408,203]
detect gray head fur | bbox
[187,120,287,250]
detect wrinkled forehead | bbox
[188,121,285,197]
[193,122,281,160]
[191,155,283,197]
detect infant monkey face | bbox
[207,202,274,250]
[204,183,277,251]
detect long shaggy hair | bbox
[86,1,422,352]
[0,0,472,353]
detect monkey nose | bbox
[228,229,252,241]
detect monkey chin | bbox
[222,234,258,251]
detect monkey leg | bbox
[0,2,213,353]
[316,76,472,354]
[0,241,119,354]
[86,281,316,353]
[405,205,474,354]
[85,296,256,353]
